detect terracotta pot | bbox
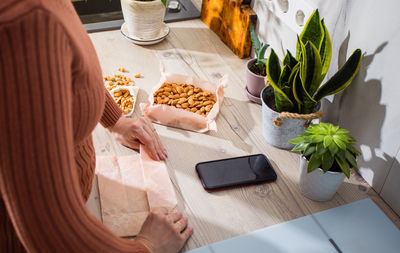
[245,59,265,104]
[121,0,165,40]
[299,156,345,201]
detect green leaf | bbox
[316,142,325,155]
[259,43,269,60]
[292,143,308,152]
[296,9,324,60]
[345,151,358,171]
[308,154,321,173]
[266,49,282,87]
[313,49,362,101]
[293,68,317,114]
[322,151,334,172]
[272,87,294,112]
[288,136,305,145]
[323,135,333,148]
[328,142,339,156]
[319,19,332,82]
[335,156,350,178]
[283,50,298,69]
[250,23,261,52]
[347,144,361,156]
[300,41,322,97]
[278,65,293,90]
[310,135,324,143]
[333,135,346,150]
[303,145,316,157]
[161,0,167,6]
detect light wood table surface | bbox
[86,18,400,251]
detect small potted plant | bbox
[289,122,360,201]
[121,0,167,39]
[245,23,269,104]
[261,9,362,149]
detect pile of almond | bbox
[112,89,134,115]
[103,74,135,91]
[153,83,216,117]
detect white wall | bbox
[252,0,400,215]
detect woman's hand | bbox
[110,117,167,160]
[136,207,193,253]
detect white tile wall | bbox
[252,0,400,215]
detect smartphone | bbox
[196,154,277,192]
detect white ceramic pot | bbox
[121,0,165,40]
[299,156,345,201]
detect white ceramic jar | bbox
[121,0,165,39]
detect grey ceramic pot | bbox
[299,156,345,201]
[245,59,265,104]
[261,86,319,149]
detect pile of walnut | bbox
[112,89,134,115]
[103,74,135,91]
[153,83,216,117]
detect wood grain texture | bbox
[86,17,400,251]
[200,0,256,58]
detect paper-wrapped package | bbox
[96,146,177,237]
[140,67,228,133]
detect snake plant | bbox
[266,9,362,114]
[250,23,269,75]
[289,123,360,178]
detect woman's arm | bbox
[0,9,149,253]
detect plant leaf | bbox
[296,9,324,60]
[335,156,350,178]
[333,135,346,150]
[272,87,294,112]
[328,142,339,156]
[347,144,361,156]
[279,65,293,91]
[288,136,305,145]
[322,151,334,172]
[316,142,325,155]
[319,19,332,82]
[259,43,269,60]
[292,69,303,112]
[300,41,323,97]
[323,135,333,148]
[308,154,321,173]
[292,68,317,114]
[266,49,282,87]
[250,23,261,53]
[313,49,362,101]
[303,145,316,157]
[345,151,358,171]
[283,50,298,69]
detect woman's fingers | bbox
[180,227,194,241]
[168,212,183,223]
[174,216,188,233]
[141,119,166,160]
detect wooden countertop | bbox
[86,19,400,251]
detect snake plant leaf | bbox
[335,156,351,178]
[322,151,334,172]
[300,41,322,97]
[292,69,303,112]
[279,65,293,91]
[250,23,261,53]
[283,50,298,69]
[259,43,269,60]
[319,19,332,82]
[313,49,362,101]
[271,84,295,112]
[266,49,282,88]
[345,151,358,170]
[308,153,322,173]
[296,9,324,60]
[294,71,318,114]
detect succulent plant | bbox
[288,123,360,178]
[266,9,362,114]
[250,23,269,75]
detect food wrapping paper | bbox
[140,66,228,133]
[96,146,177,237]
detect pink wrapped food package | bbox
[140,67,228,133]
[96,146,177,237]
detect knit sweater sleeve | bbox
[0,9,148,253]
[100,88,123,128]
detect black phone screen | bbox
[196,154,277,191]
